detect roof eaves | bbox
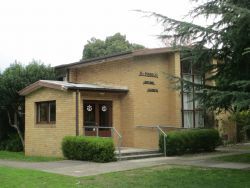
[19,80,65,96]
[55,51,133,69]
[132,47,179,57]
[67,86,128,93]
[54,47,180,70]
[18,81,41,96]
[19,80,129,96]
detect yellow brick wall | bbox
[79,91,122,146]
[25,88,76,157]
[73,53,182,149]
[25,52,183,157]
[133,53,182,148]
[69,68,77,82]
[75,59,135,147]
[216,112,237,143]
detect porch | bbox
[81,125,181,160]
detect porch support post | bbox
[75,90,79,136]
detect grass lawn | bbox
[232,145,250,150]
[214,153,250,164]
[0,151,62,162]
[0,165,249,188]
[224,144,250,150]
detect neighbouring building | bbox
[20,47,216,157]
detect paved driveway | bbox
[0,149,250,177]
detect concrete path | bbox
[0,148,250,177]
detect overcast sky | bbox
[0,0,195,71]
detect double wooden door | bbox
[84,100,112,137]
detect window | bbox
[181,61,204,128]
[36,101,56,123]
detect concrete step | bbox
[115,149,160,156]
[115,147,164,161]
[118,153,164,161]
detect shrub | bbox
[0,134,23,152]
[159,129,220,156]
[230,110,250,142]
[0,140,7,150]
[246,128,250,140]
[5,135,23,152]
[62,136,115,162]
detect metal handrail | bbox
[84,126,122,159]
[136,125,168,157]
[156,126,167,157]
[136,125,175,129]
[112,127,122,159]
[136,125,202,130]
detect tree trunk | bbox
[7,111,25,148]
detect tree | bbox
[82,33,145,59]
[144,0,250,113]
[0,60,56,148]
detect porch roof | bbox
[19,80,129,96]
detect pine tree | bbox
[148,0,250,112]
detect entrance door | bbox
[84,100,112,137]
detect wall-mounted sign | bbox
[139,72,159,93]
[139,72,158,78]
[143,81,155,85]
[147,89,158,92]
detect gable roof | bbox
[19,80,128,96]
[55,47,179,69]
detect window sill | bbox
[35,123,56,128]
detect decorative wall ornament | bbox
[87,105,93,112]
[101,105,107,112]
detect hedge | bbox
[0,134,23,152]
[62,136,116,162]
[159,129,220,156]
